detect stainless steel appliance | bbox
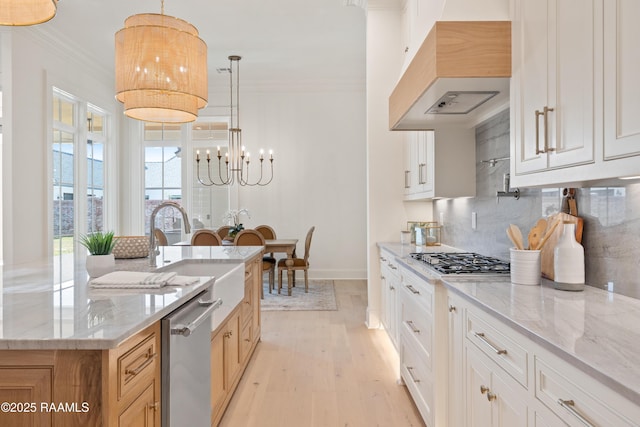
[161,285,222,426]
[409,252,510,275]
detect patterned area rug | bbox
[260,278,338,311]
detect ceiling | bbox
[38,0,367,93]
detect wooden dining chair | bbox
[216,225,231,240]
[191,229,222,246]
[154,229,169,246]
[278,226,315,294]
[234,229,276,297]
[255,225,276,240]
[255,225,277,256]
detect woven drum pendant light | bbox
[0,0,57,26]
[115,9,208,123]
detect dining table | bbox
[264,239,298,295]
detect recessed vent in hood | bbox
[426,91,499,114]
[389,21,511,130]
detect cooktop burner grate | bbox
[409,252,510,275]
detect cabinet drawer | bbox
[400,330,434,426]
[400,288,433,365]
[465,309,528,388]
[240,321,253,363]
[535,357,639,427]
[401,268,433,315]
[242,281,253,325]
[118,333,159,401]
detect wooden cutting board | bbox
[540,212,584,280]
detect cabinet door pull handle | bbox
[543,106,555,153]
[224,331,233,338]
[380,256,387,262]
[148,401,160,411]
[389,285,395,291]
[405,284,420,295]
[448,305,456,313]
[535,109,544,154]
[558,399,595,427]
[473,332,507,355]
[406,366,420,383]
[404,170,411,188]
[418,164,426,184]
[487,392,497,402]
[125,351,157,376]
[480,385,489,394]
[405,320,420,334]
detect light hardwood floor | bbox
[219,279,426,427]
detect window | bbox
[87,109,106,232]
[191,120,230,230]
[52,88,110,283]
[52,92,76,270]
[144,123,182,241]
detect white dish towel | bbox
[90,271,200,288]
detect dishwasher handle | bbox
[171,298,223,337]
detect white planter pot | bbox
[86,254,115,278]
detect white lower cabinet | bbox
[465,343,528,427]
[398,265,448,427]
[447,293,465,427]
[379,248,400,348]
[378,252,640,427]
[534,351,640,427]
[448,290,640,427]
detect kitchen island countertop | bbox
[378,242,640,405]
[0,246,263,350]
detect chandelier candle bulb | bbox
[196,150,200,161]
[217,146,221,157]
[206,150,210,160]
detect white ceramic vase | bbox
[86,254,115,278]
[553,222,585,290]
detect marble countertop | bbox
[0,246,263,350]
[378,242,640,404]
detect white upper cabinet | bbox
[403,129,475,201]
[603,0,640,160]
[512,0,640,186]
[511,0,600,182]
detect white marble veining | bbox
[0,246,263,350]
[378,242,640,404]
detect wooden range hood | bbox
[389,21,511,130]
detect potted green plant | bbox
[79,231,116,278]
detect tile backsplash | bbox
[434,109,640,299]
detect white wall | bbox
[365,4,407,328]
[1,29,118,265]
[231,88,368,279]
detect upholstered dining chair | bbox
[255,225,277,256]
[278,226,315,294]
[154,229,169,246]
[191,229,222,246]
[234,229,276,297]
[216,225,231,240]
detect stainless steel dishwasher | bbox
[161,284,222,426]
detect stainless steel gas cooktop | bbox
[409,252,510,275]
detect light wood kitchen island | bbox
[0,246,264,427]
